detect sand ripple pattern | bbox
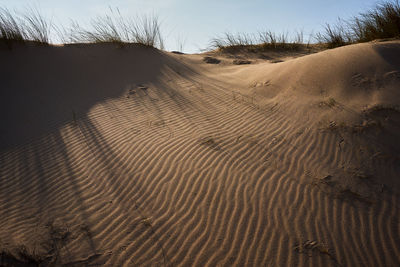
[1,71,400,266]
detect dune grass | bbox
[0,7,52,45]
[67,9,164,49]
[209,30,308,52]
[210,32,255,49]
[259,30,306,49]
[1,0,400,51]
[318,0,400,48]
[0,8,25,42]
[22,7,52,44]
[316,22,350,48]
[0,7,164,49]
[212,1,400,52]
[351,0,400,42]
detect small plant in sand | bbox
[200,136,222,151]
[319,97,338,108]
[141,217,152,227]
[327,97,337,107]
[294,240,341,264]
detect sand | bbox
[0,41,399,266]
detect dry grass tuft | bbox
[209,30,309,52]
[67,9,164,49]
[317,0,400,48]
[0,7,52,46]
[0,7,164,49]
[0,7,25,43]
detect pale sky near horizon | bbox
[0,0,383,52]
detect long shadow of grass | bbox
[0,43,207,265]
[0,43,167,151]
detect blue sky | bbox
[0,0,382,52]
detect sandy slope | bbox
[0,41,399,266]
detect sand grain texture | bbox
[0,41,400,266]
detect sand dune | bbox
[0,41,399,266]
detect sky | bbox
[0,0,383,53]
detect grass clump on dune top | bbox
[318,0,400,48]
[209,30,309,53]
[352,0,400,42]
[316,22,350,48]
[0,8,25,42]
[0,7,164,49]
[68,9,164,49]
[1,0,400,51]
[211,1,400,52]
[0,7,51,45]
